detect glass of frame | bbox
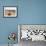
[3,6,17,18]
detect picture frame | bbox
[3,6,17,18]
[18,24,46,42]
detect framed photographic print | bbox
[18,24,46,42]
[3,6,17,17]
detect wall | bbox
[0,0,18,44]
[18,0,46,24]
[0,0,46,44]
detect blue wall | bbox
[18,0,46,24]
[0,0,46,44]
[0,0,18,44]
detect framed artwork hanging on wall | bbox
[3,6,17,18]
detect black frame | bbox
[3,6,18,18]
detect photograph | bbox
[4,6,17,17]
